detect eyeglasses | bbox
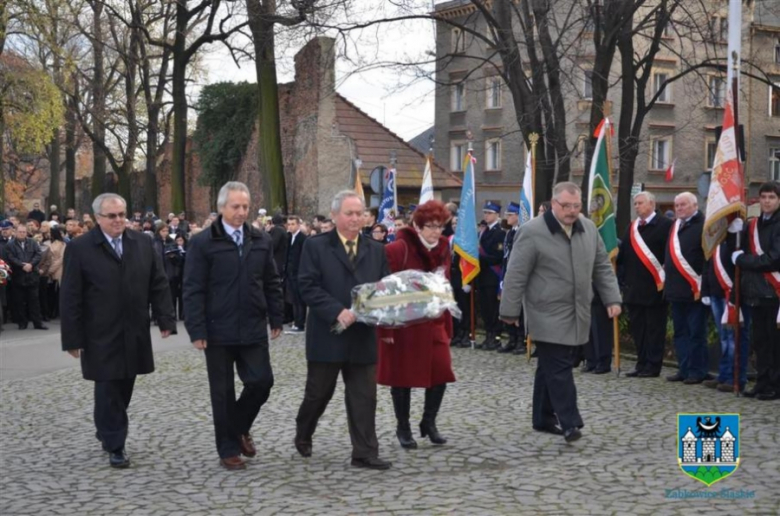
[553,200,582,211]
[423,224,444,231]
[98,211,126,220]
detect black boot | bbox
[497,332,517,353]
[420,384,447,445]
[456,329,472,348]
[391,387,417,449]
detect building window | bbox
[706,141,718,170]
[486,77,502,108]
[708,76,726,108]
[770,147,780,181]
[452,82,466,111]
[654,72,671,103]
[485,139,501,171]
[583,70,593,99]
[451,142,467,171]
[770,83,780,117]
[452,28,465,54]
[709,16,727,42]
[651,139,671,170]
[775,38,780,64]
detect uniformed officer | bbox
[497,202,525,354]
[476,201,506,350]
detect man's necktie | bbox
[639,219,647,227]
[346,240,356,263]
[112,237,122,258]
[233,230,242,257]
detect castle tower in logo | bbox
[677,414,740,486]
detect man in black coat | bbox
[664,192,708,384]
[3,224,46,330]
[731,181,780,401]
[268,214,289,277]
[498,202,524,354]
[60,193,176,468]
[183,181,284,470]
[27,202,46,224]
[294,190,392,470]
[476,200,506,350]
[285,215,307,332]
[617,191,673,377]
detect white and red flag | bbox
[664,158,676,182]
[702,90,746,259]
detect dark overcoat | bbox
[183,217,284,346]
[60,227,176,381]
[477,223,505,287]
[376,228,456,388]
[298,230,389,364]
[616,212,672,306]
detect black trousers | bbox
[627,303,668,375]
[585,301,613,370]
[204,344,274,459]
[295,362,379,459]
[11,281,42,326]
[752,303,780,392]
[532,342,584,431]
[94,378,136,453]
[288,278,307,329]
[454,287,472,335]
[169,278,183,319]
[478,281,501,336]
[47,281,59,318]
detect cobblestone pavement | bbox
[1,333,778,515]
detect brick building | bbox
[433,0,780,215]
[159,37,460,224]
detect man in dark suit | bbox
[498,202,524,354]
[664,192,708,385]
[27,203,46,224]
[285,215,307,332]
[3,224,46,330]
[268,214,289,277]
[617,191,673,378]
[294,190,392,470]
[476,201,505,350]
[183,181,284,470]
[60,193,176,468]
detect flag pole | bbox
[601,105,621,377]
[730,50,743,397]
[467,139,476,350]
[527,133,539,362]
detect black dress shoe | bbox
[533,425,564,436]
[666,373,685,382]
[593,367,611,375]
[756,391,780,401]
[513,346,527,355]
[351,457,392,470]
[497,344,516,354]
[637,371,659,378]
[18,323,28,330]
[625,370,640,378]
[683,377,704,385]
[34,324,49,330]
[563,428,582,443]
[294,438,312,458]
[109,450,130,468]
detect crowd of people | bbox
[0,177,777,472]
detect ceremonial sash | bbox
[713,249,743,326]
[669,219,701,300]
[629,219,665,291]
[749,218,780,325]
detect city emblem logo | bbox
[677,413,740,486]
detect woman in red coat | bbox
[377,201,456,449]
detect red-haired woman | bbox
[377,200,456,449]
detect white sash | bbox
[670,219,701,300]
[630,219,665,290]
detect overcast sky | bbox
[198,4,438,142]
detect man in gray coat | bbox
[500,182,621,442]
